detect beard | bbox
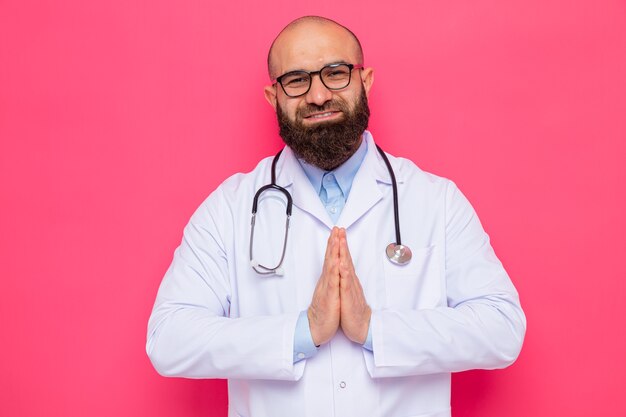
[277,89,370,171]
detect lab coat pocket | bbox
[383,245,443,309]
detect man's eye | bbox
[283,75,308,86]
[326,70,349,78]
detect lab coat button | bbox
[339,381,346,389]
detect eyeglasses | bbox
[273,63,363,98]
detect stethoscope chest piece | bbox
[386,243,412,265]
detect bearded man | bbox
[147,16,526,417]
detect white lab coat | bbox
[147,131,526,417]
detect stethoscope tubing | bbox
[249,149,293,275]
[249,143,409,274]
[375,144,403,247]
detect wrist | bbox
[358,307,372,344]
[307,308,321,347]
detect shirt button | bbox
[329,207,337,214]
[339,381,346,389]
[297,352,305,360]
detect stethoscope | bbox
[249,145,412,275]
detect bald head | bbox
[267,16,364,80]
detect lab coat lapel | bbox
[337,135,391,229]
[276,146,334,229]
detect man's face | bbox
[264,21,374,170]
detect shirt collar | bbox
[297,135,368,197]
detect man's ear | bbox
[360,67,374,98]
[264,85,278,111]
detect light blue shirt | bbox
[292,138,373,363]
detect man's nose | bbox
[305,74,333,106]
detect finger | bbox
[324,227,337,262]
[338,237,356,279]
[329,232,340,271]
[323,231,340,276]
[331,228,341,256]
[340,230,354,266]
[322,230,340,286]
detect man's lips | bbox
[302,110,342,121]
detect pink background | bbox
[1,0,625,416]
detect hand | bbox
[307,227,341,346]
[337,228,371,344]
